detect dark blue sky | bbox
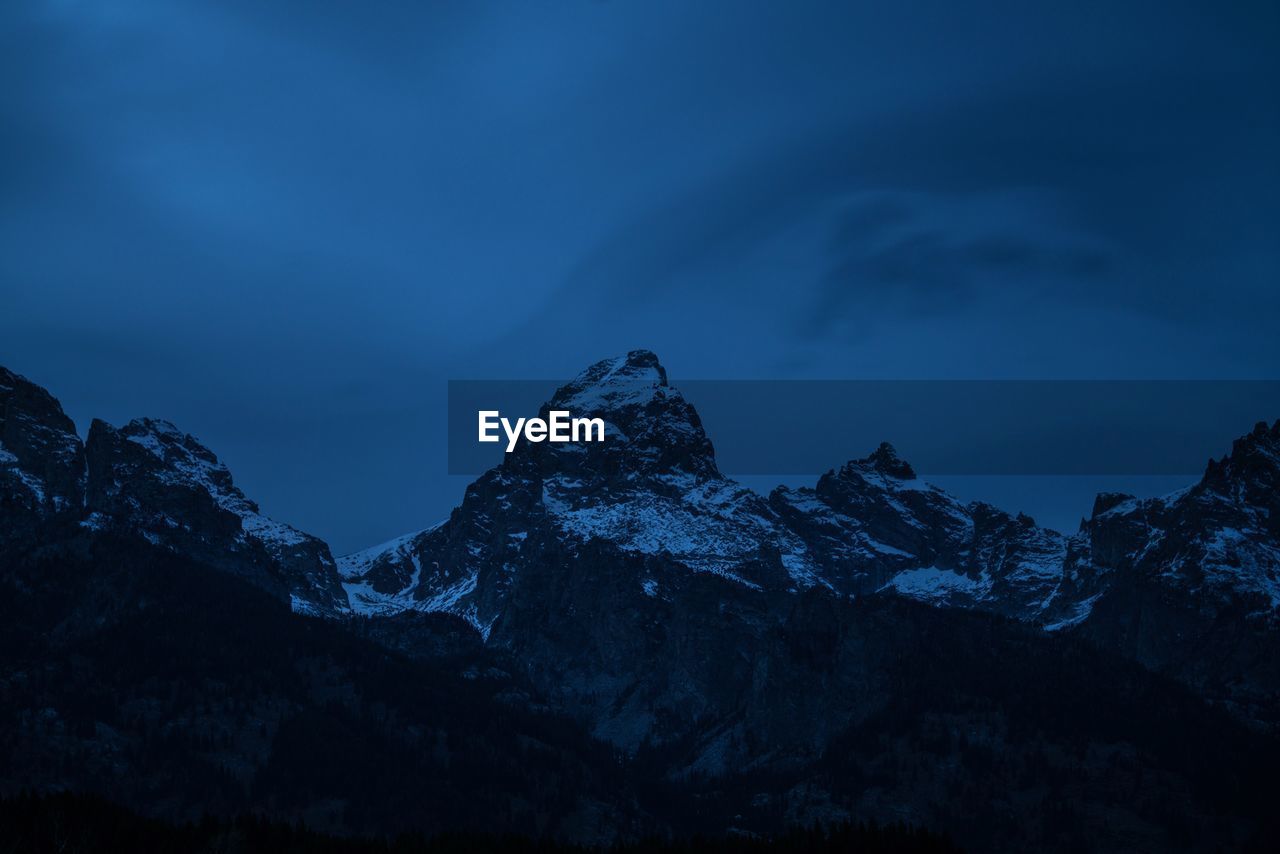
[3,1,1277,553]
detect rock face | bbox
[338,349,1116,637]
[5,354,1279,742]
[0,535,643,842]
[770,446,1107,626]
[1,364,346,617]
[4,355,1280,848]
[341,350,1280,742]
[83,417,348,616]
[1077,420,1280,721]
[0,367,86,549]
[1083,420,1280,616]
[340,350,821,633]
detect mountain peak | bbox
[550,350,669,413]
[619,348,664,371]
[127,416,184,438]
[857,442,917,480]
[85,415,348,615]
[1091,491,1137,518]
[1200,417,1280,498]
[0,365,86,531]
[520,349,719,479]
[116,417,225,470]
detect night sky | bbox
[3,1,1277,553]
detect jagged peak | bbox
[1091,492,1137,519]
[1201,417,1280,486]
[0,366,86,518]
[0,365,79,434]
[125,416,184,437]
[1231,419,1280,455]
[550,350,671,413]
[90,415,246,507]
[97,417,224,468]
[842,442,916,480]
[0,365,50,394]
[1,365,37,395]
[502,349,721,481]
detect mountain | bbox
[1,367,86,550]
[1076,419,1280,723]
[339,351,820,633]
[769,443,1105,626]
[339,350,1106,630]
[2,365,346,616]
[341,350,1278,730]
[0,532,644,840]
[84,417,348,616]
[3,356,1279,850]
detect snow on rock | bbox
[882,566,990,600]
[109,418,316,559]
[334,353,1280,658]
[1,366,87,537]
[337,524,442,580]
[85,416,349,616]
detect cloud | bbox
[2,0,1277,551]
[504,57,1278,365]
[807,190,1115,330]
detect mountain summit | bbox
[3,357,1280,848]
[1,366,346,616]
[0,367,86,548]
[85,417,348,615]
[4,355,1278,731]
[339,351,1280,736]
[340,350,813,632]
[535,349,720,479]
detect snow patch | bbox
[883,566,989,601]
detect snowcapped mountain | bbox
[338,350,1278,732]
[1,365,346,617]
[4,355,1280,845]
[84,417,349,615]
[338,350,1111,633]
[1075,419,1280,721]
[1084,420,1280,616]
[770,443,1107,626]
[337,350,826,637]
[4,354,1277,732]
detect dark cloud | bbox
[807,191,1115,329]
[539,67,1277,333]
[2,0,1277,551]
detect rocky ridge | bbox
[4,355,1280,848]
[0,367,345,615]
[339,351,1279,733]
[3,355,1277,730]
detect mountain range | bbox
[2,354,1278,851]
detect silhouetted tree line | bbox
[0,791,960,854]
[4,535,1280,851]
[0,538,639,838]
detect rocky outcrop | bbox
[5,354,1279,742]
[340,350,823,634]
[341,351,1279,739]
[84,417,348,615]
[1077,419,1280,722]
[770,446,1102,624]
[4,356,1280,848]
[343,351,1116,639]
[0,367,86,549]
[3,363,351,617]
